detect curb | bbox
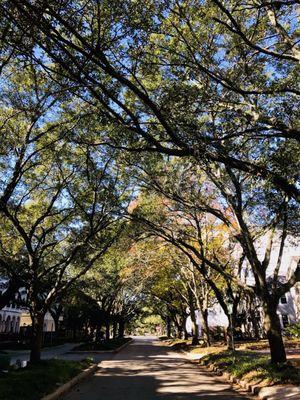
[68,338,133,355]
[202,362,300,400]
[41,364,99,400]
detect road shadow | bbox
[63,339,250,400]
[66,367,249,399]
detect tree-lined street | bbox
[0,1,299,398]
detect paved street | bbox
[63,336,251,400]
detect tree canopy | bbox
[0,0,299,365]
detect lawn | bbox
[72,337,131,351]
[0,359,92,400]
[201,350,300,386]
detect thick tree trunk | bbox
[105,321,110,340]
[166,317,171,338]
[113,321,117,339]
[176,326,182,339]
[118,320,125,338]
[263,302,286,363]
[226,313,236,350]
[30,312,45,363]
[226,323,233,350]
[52,315,60,337]
[250,309,260,339]
[189,295,199,345]
[183,324,189,340]
[190,320,199,345]
[173,318,182,339]
[199,308,211,346]
[96,325,103,342]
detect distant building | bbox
[0,279,55,334]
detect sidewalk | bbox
[6,343,116,364]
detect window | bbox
[280,294,287,304]
[281,314,289,328]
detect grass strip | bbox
[202,350,300,385]
[0,358,92,400]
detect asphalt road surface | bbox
[63,336,251,400]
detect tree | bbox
[130,190,244,345]
[2,0,299,200]
[180,262,214,346]
[0,56,94,310]
[71,236,146,341]
[60,288,105,341]
[130,157,300,362]
[1,144,124,361]
[124,234,213,343]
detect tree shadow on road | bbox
[63,340,250,400]
[65,364,250,400]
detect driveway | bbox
[63,336,251,400]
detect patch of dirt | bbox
[189,345,226,355]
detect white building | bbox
[0,279,55,334]
[244,233,300,329]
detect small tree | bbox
[1,141,125,362]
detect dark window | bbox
[280,294,287,304]
[281,314,289,328]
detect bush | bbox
[285,322,300,338]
